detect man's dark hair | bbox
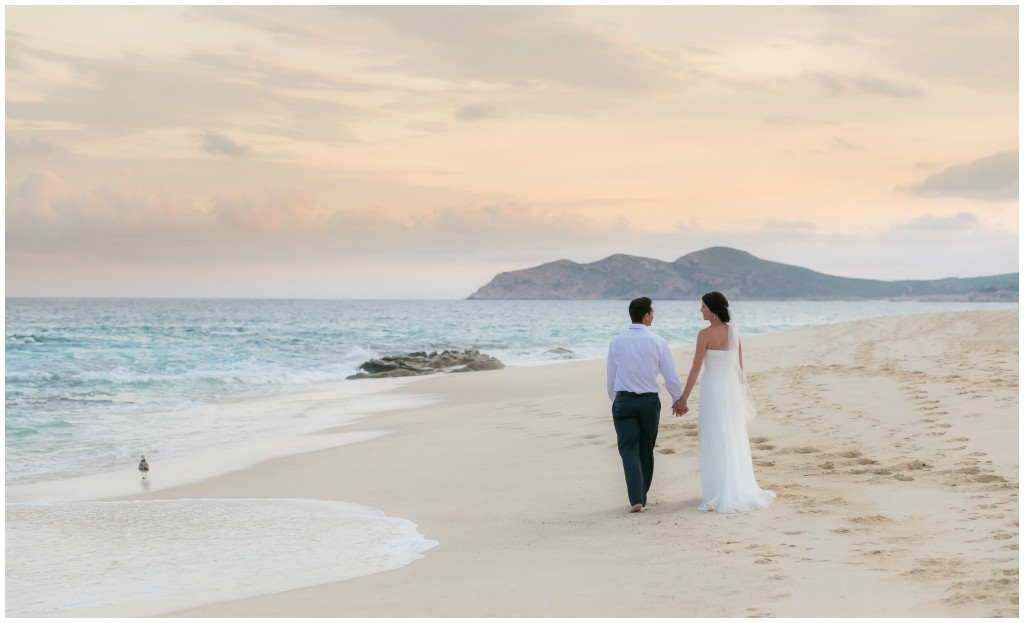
[628,297,653,323]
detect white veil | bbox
[727,311,758,422]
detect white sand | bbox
[127,310,1016,617]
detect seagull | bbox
[138,455,150,480]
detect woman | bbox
[675,292,775,513]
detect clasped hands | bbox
[672,398,689,417]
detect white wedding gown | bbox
[697,349,776,513]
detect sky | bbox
[5,5,1019,299]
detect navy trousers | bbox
[612,392,661,506]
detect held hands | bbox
[672,398,689,417]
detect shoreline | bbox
[7,299,1016,499]
[8,309,1018,617]
[5,375,438,504]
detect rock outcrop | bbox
[347,349,505,379]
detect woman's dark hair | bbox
[628,296,653,323]
[702,291,730,323]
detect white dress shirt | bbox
[607,324,683,402]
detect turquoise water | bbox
[6,297,1017,486]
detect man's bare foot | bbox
[629,504,643,513]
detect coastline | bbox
[5,375,439,505]
[13,310,1019,617]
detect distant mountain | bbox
[468,247,1019,301]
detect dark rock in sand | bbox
[347,349,505,380]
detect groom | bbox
[606,297,684,513]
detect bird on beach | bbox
[138,455,149,480]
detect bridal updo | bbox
[702,291,731,323]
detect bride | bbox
[674,292,775,513]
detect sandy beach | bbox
[117,310,1018,617]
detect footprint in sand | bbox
[902,557,967,580]
[849,514,893,524]
[785,446,820,454]
[897,459,929,471]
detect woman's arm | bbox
[674,330,707,416]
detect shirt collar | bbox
[628,323,649,330]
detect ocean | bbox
[5,297,1017,615]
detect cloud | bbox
[8,170,66,222]
[902,150,1018,202]
[202,131,253,157]
[809,137,869,155]
[454,104,504,122]
[6,136,65,157]
[5,173,630,265]
[831,137,867,152]
[755,219,818,232]
[199,6,351,49]
[763,116,839,126]
[6,171,208,257]
[892,212,980,233]
[5,37,361,142]
[210,190,314,232]
[805,71,924,98]
[341,6,679,93]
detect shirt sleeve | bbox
[659,340,683,401]
[606,340,618,402]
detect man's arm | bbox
[660,340,683,402]
[606,340,618,402]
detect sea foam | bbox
[6,498,438,617]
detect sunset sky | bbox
[6,5,1019,299]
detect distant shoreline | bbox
[467,246,1019,301]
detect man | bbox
[606,297,684,513]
